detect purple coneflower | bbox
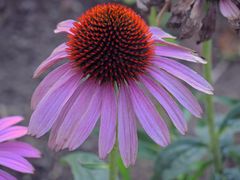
[29,3,213,166]
[0,116,40,180]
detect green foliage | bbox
[219,102,240,133]
[61,152,109,180]
[223,168,240,180]
[152,137,208,180]
[123,0,136,5]
[214,96,240,107]
[138,130,160,160]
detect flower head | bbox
[0,116,40,179]
[168,0,240,43]
[29,3,213,166]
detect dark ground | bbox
[0,0,240,179]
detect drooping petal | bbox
[140,75,187,134]
[0,126,27,143]
[118,84,138,167]
[51,80,96,150]
[150,26,176,39]
[154,42,206,64]
[34,43,68,78]
[219,0,240,19]
[99,84,117,159]
[66,85,102,150]
[31,63,71,110]
[0,170,17,180]
[149,68,203,117]
[129,81,170,146]
[0,141,41,158]
[48,84,84,150]
[54,19,76,34]
[28,72,81,137]
[0,116,23,131]
[0,152,34,174]
[153,57,213,94]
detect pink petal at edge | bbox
[31,63,71,110]
[0,126,27,143]
[154,42,206,64]
[51,80,96,151]
[34,43,68,78]
[0,141,41,158]
[0,151,34,174]
[140,75,187,134]
[150,26,176,40]
[118,84,138,167]
[149,68,203,117]
[28,73,81,138]
[0,116,23,131]
[0,169,17,180]
[54,19,75,34]
[129,81,170,146]
[153,58,213,94]
[99,84,117,159]
[219,0,240,19]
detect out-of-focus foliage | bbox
[61,152,109,180]
[123,0,136,5]
[152,137,209,180]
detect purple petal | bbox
[0,141,41,158]
[99,84,117,159]
[51,80,97,151]
[118,84,138,167]
[140,75,187,134]
[0,170,17,180]
[0,151,34,174]
[149,68,203,117]
[28,71,81,137]
[54,19,75,34]
[153,58,213,94]
[31,63,71,110]
[154,42,206,64]
[34,43,68,78]
[48,83,84,150]
[0,116,23,131]
[219,0,240,19]
[0,126,27,143]
[129,81,170,146]
[66,85,101,150]
[150,26,176,39]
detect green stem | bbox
[202,40,223,174]
[109,144,118,180]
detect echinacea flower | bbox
[168,0,240,43]
[29,3,213,166]
[0,116,40,180]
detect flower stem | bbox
[109,143,118,180]
[202,40,223,174]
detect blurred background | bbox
[0,0,240,179]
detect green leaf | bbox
[219,103,240,133]
[214,96,240,106]
[223,145,240,165]
[123,0,136,5]
[152,137,208,180]
[148,7,158,26]
[138,130,160,160]
[61,152,109,180]
[223,168,240,180]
